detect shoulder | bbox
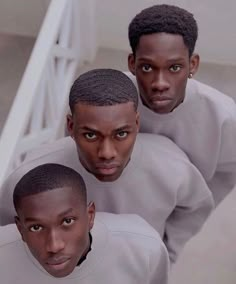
[5,137,77,183]
[95,212,163,248]
[25,136,76,161]
[123,71,136,82]
[135,133,190,163]
[0,137,78,214]
[133,133,211,198]
[187,79,236,115]
[0,224,21,248]
[94,213,169,282]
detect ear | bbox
[128,53,136,75]
[67,114,74,138]
[135,111,140,132]
[15,216,25,242]
[189,53,200,76]
[87,202,95,231]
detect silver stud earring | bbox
[188,73,193,79]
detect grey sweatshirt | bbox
[0,212,169,284]
[0,133,214,262]
[126,72,236,205]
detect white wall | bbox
[96,0,236,65]
[1,0,236,65]
[0,0,50,37]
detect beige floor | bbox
[0,33,35,131]
[1,33,236,284]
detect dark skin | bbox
[128,32,199,114]
[15,187,95,278]
[67,102,139,182]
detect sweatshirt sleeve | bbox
[148,240,170,284]
[163,162,214,263]
[217,111,236,172]
[209,106,236,204]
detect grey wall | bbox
[0,0,235,65]
[96,0,236,65]
[0,0,50,37]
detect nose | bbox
[151,71,170,92]
[98,138,117,160]
[46,229,65,253]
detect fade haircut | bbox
[69,68,138,113]
[13,163,87,211]
[128,4,198,57]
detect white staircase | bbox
[0,0,97,187]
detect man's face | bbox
[16,187,95,278]
[128,32,199,114]
[67,102,139,182]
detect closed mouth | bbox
[95,164,120,176]
[46,257,70,266]
[96,164,119,169]
[152,96,172,101]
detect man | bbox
[0,69,213,263]
[0,163,169,283]
[127,4,236,205]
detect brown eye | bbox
[142,64,152,73]
[116,131,128,139]
[170,65,181,72]
[62,218,75,226]
[29,225,43,232]
[84,133,97,140]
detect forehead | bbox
[18,187,83,220]
[73,102,137,129]
[136,33,189,60]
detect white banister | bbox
[0,0,97,186]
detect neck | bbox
[77,232,92,266]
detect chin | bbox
[96,175,118,182]
[47,270,69,278]
[95,172,121,182]
[149,105,170,114]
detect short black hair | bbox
[128,4,198,56]
[69,68,138,113]
[13,163,87,211]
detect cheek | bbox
[137,76,149,90]
[77,141,95,159]
[172,76,187,92]
[177,78,188,94]
[120,138,135,158]
[69,228,88,254]
[26,236,45,258]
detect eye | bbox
[62,218,75,226]
[84,133,97,140]
[29,225,43,232]
[141,64,152,73]
[116,131,128,139]
[169,65,181,73]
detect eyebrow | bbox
[137,56,186,63]
[79,125,133,133]
[114,125,133,132]
[24,208,75,223]
[78,126,99,132]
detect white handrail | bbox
[0,0,96,186]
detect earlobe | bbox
[136,112,140,132]
[128,54,136,75]
[67,114,74,138]
[87,202,95,231]
[15,216,25,242]
[189,53,200,76]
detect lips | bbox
[96,164,119,175]
[151,95,172,101]
[96,164,119,169]
[46,256,70,266]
